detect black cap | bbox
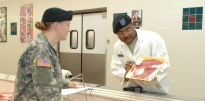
[42,7,73,22]
[112,14,132,34]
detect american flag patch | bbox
[37,59,51,67]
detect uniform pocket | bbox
[36,67,52,85]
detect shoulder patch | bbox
[37,59,51,67]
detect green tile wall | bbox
[113,13,127,19]
[11,22,17,35]
[182,7,203,30]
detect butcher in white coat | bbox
[111,14,171,94]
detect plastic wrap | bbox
[126,56,166,81]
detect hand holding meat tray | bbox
[126,56,166,81]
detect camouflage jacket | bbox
[12,33,69,101]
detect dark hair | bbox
[35,22,54,31]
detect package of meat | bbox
[0,92,14,101]
[126,56,166,81]
[0,86,14,101]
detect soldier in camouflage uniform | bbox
[12,8,77,101]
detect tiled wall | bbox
[0,0,205,99]
[182,7,203,30]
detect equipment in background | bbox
[62,69,72,81]
[123,86,143,93]
[61,70,88,101]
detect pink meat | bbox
[131,59,163,80]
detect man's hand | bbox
[124,61,135,82]
[69,82,78,88]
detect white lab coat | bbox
[111,29,171,94]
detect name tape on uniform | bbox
[37,59,51,67]
[118,54,124,57]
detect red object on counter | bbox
[0,92,14,101]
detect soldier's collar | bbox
[38,33,57,53]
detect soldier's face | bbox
[117,23,136,45]
[58,21,71,40]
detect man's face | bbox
[116,23,136,45]
[135,12,139,18]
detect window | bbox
[70,30,78,49]
[86,30,95,49]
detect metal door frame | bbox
[57,7,107,57]
[57,7,107,84]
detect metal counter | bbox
[73,82,204,101]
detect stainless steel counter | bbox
[73,82,204,101]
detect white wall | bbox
[0,0,205,99]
